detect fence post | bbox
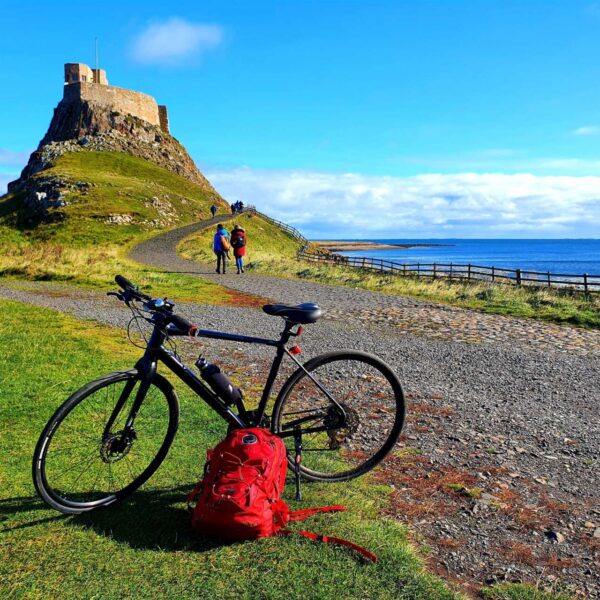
[417,263,420,277]
[403,264,407,276]
[491,266,495,283]
[449,262,453,280]
[547,271,551,288]
[516,269,522,286]
[584,273,589,295]
[433,263,437,279]
[467,264,471,281]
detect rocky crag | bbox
[7,63,223,222]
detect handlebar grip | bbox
[168,314,195,336]
[115,274,136,291]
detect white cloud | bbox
[207,168,600,238]
[572,126,600,136]
[131,18,223,65]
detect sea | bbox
[334,239,600,276]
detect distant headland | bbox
[313,241,453,252]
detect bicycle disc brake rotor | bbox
[100,430,135,463]
[324,403,360,449]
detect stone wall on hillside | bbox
[64,82,163,130]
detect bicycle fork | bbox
[102,360,156,445]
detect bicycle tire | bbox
[272,350,405,482]
[33,370,179,514]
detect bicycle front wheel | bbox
[272,351,405,482]
[33,370,179,514]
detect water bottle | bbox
[195,357,243,406]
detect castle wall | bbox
[158,105,169,133]
[64,82,160,127]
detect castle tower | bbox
[64,63,108,85]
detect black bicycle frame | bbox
[118,318,289,430]
[109,313,346,441]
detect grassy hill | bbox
[2,151,225,245]
[0,151,234,302]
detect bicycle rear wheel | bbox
[33,371,179,514]
[272,351,405,482]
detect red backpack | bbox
[187,427,377,561]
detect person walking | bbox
[213,224,230,274]
[230,224,247,274]
[210,204,217,219]
[230,203,236,215]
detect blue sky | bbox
[1,1,599,237]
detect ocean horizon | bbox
[327,238,600,276]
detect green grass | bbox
[0,151,248,304]
[0,299,458,600]
[1,151,223,247]
[179,213,600,329]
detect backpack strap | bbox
[288,505,347,521]
[186,481,204,510]
[282,529,378,562]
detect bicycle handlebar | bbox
[167,314,196,336]
[112,275,196,336]
[115,274,135,291]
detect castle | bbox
[8,61,220,194]
[63,63,169,133]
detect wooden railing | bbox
[244,207,599,293]
[297,250,600,293]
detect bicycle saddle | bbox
[262,303,322,324]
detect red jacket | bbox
[231,230,247,256]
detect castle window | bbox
[82,75,87,82]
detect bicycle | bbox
[33,275,406,514]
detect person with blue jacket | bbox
[213,224,230,274]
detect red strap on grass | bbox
[284,529,378,563]
[288,505,347,522]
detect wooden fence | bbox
[297,249,600,294]
[244,207,599,293]
[245,206,308,246]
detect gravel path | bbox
[2,218,599,596]
[131,216,600,357]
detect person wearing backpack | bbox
[213,224,230,274]
[230,225,247,274]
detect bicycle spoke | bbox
[38,374,175,508]
[275,354,404,479]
